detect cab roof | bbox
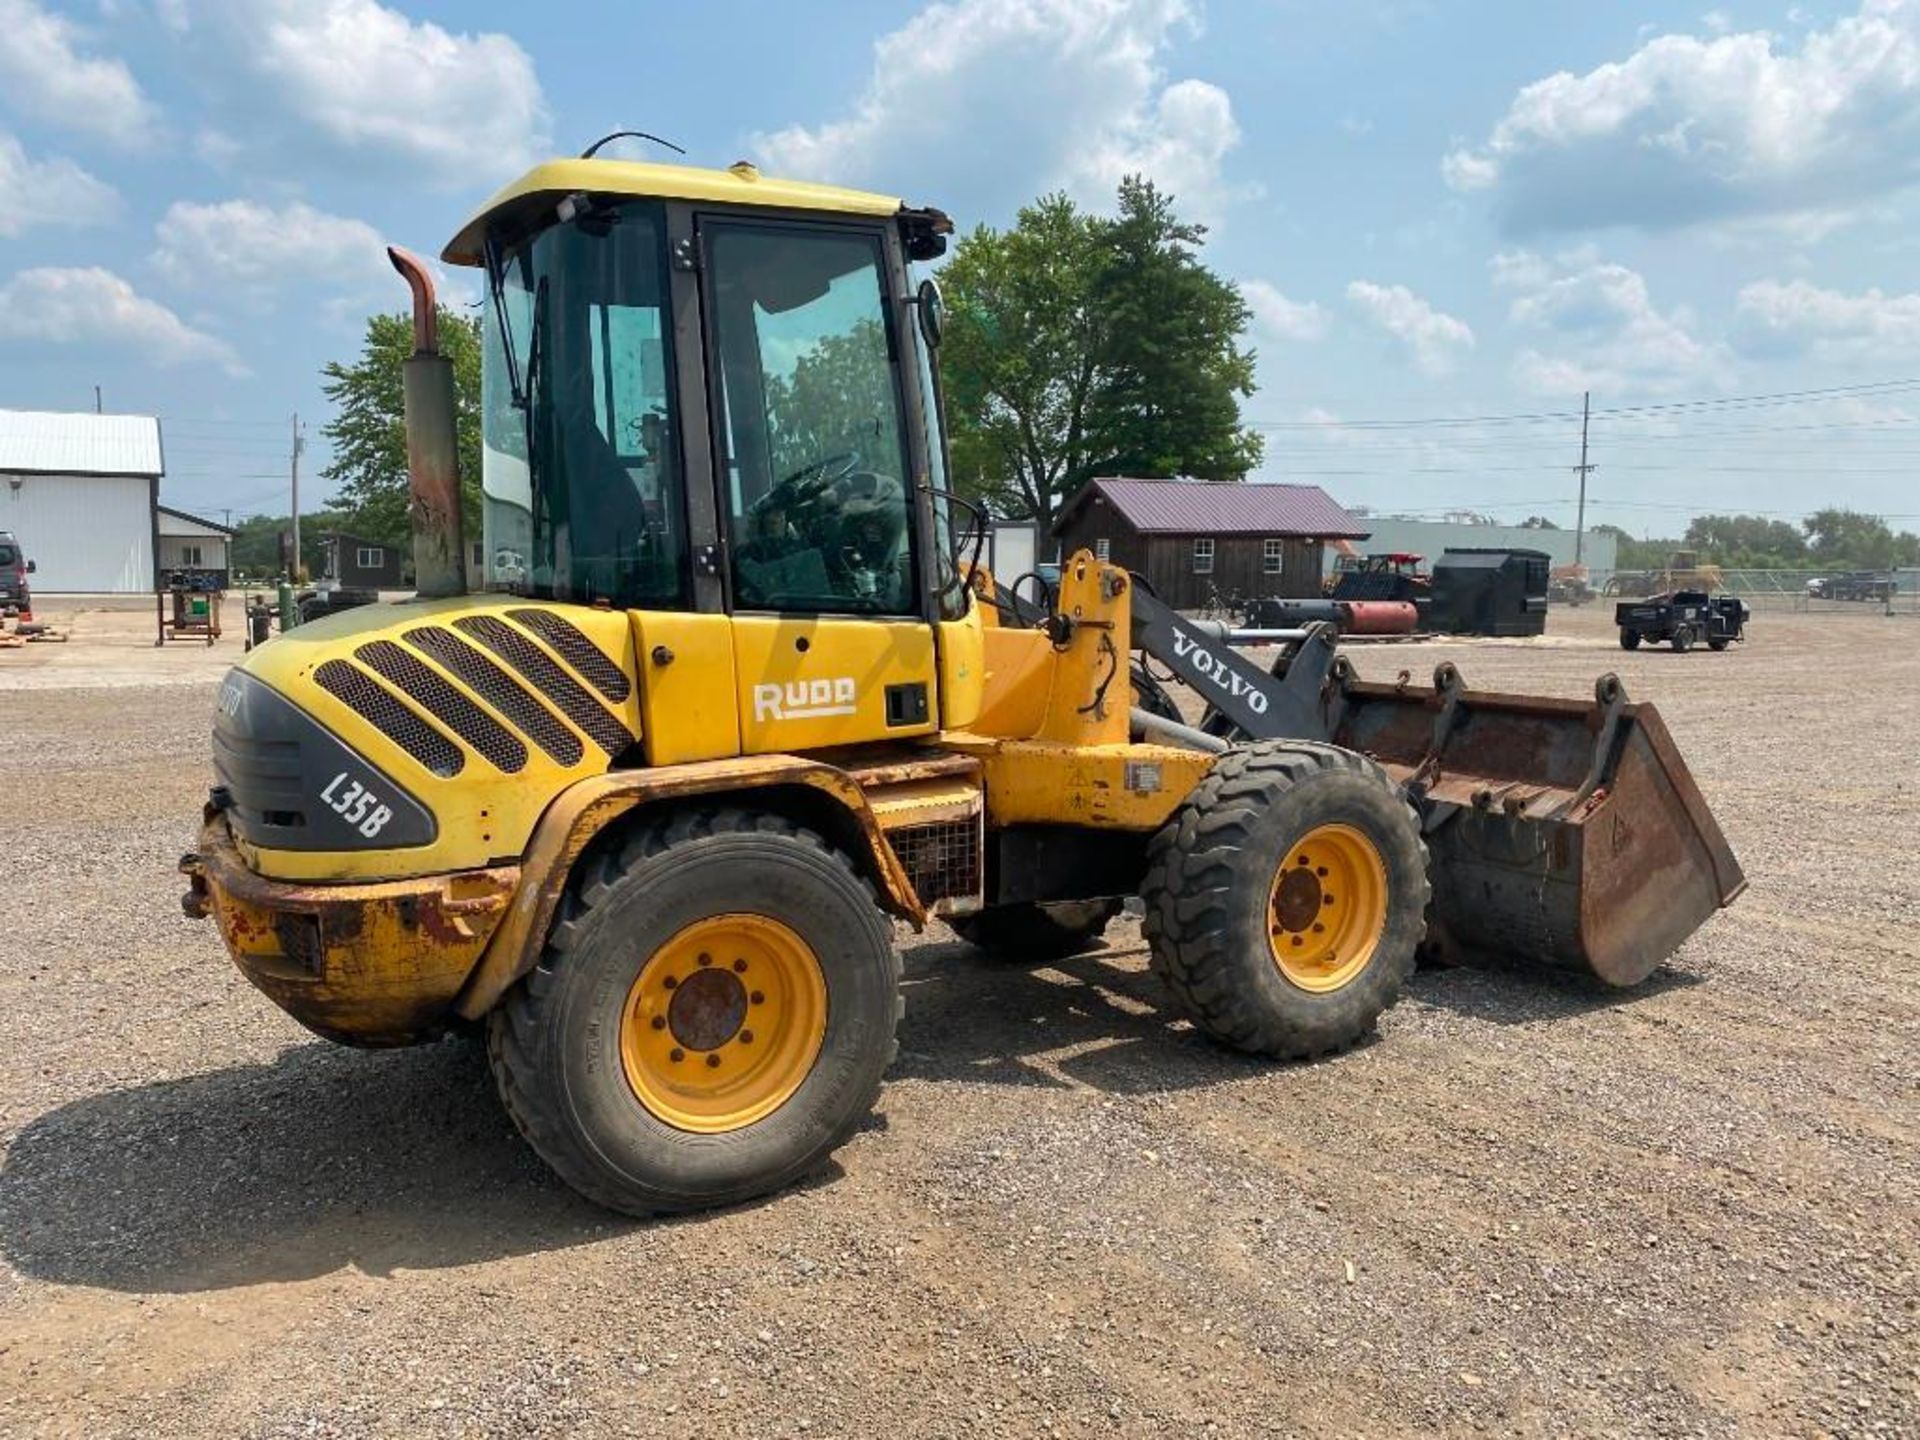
[443,158,904,267]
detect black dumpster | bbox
[1428,548,1550,636]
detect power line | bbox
[1246,377,1920,431]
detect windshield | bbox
[483,199,686,607]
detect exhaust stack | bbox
[388,247,466,598]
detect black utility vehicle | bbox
[1616,589,1749,652]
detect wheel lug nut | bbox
[669,1048,685,1063]
[733,958,748,973]
[663,975,678,989]
[698,952,712,967]
[1316,866,1328,877]
[750,991,765,1005]
[739,1030,754,1045]
[706,1053,721,1068]
[651,1015,666,1030]
[1312,923,1324,934]
[1322,895,1334,906]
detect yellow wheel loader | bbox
[181,149,1744,1216]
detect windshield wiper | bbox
[483,235,526,411]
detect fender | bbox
[453,754,925,1021]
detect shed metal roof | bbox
[0,409,163,477]
[157,505,235,537]
[1053,477,1368,539]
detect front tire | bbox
[488,809,900,1216]
[1619,629,1641,650]
[1142,741,1428,1060]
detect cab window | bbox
[707,225,915,615]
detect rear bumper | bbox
[180,812,520,1046]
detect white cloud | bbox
[1495,249,1729,394]
[754,0,1249,224]
[0,267,246,375]
[1242,279,1331,341]
[152,199,388,296]
[0,132,119,236]
[173,0,547,181]
[1734,277,1920,360]
[1344,280,1474,375]
[1443,1,1920,234]
[1701,9,1734,35]
[0,0,157,145]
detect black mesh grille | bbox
[313,660,464,778]
[890,820,982,903]
[403,626,585,767]
[453,615,635,756]
[356,640,528,775]
[507,608,632,703]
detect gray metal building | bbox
[1330,516,1616,580]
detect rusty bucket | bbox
[1331,665,1745,986]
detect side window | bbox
[1193,537,1215,574]
[1095,537,1111,562]
[708,225,914,614]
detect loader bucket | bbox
[1331,666,1745,986]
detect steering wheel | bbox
[748,450,863,528]
[777,450,860,494]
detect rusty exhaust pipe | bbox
[388,246,466,599]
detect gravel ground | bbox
[0,605,1914,1439]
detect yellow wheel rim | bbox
[1267,823,1389,993]
[619,914,827,1135]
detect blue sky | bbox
[3,0,1919,536]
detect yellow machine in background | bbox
[183,148,1741,1216]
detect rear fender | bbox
[453,756,924,1020]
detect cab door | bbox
[700,218,939,754]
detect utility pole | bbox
[1573,390,1596,565]
[290,413,304,581]
[93,385,102,414]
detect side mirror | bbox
[26,559,35,573]
[915,277,945,350]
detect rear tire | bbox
[1707,636,1728,652]
[1671,626,1693,652]
[1142,741,1428,1060]
[1619,629,1641,650]
[950,899,1121,959]
[487,809,900,1216]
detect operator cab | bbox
[452,158,960,627]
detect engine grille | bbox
[314,660,464,777]
[507,608,632,703]
[889,819,982,904]
[355,640,529,775]
[401,626,586,767]
[453,614,636,756]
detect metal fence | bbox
[1717,568,1919,615]
[1588,568,1920,614]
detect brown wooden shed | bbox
[1051,477,1370,609]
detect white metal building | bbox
[0,409,164,593]
[157,506,235,584]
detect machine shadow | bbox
[892,935,1348,1095]
[0,1037,658,1295]
[1407,955,1706,1024]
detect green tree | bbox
[1683,513,1806,567]
[940,181,1261,528]
[320,307,483,550]
[1803,507,1897,569]
[229,509,355,580]
[1086,178,1261,487]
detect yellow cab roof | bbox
[443,158,903,266]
